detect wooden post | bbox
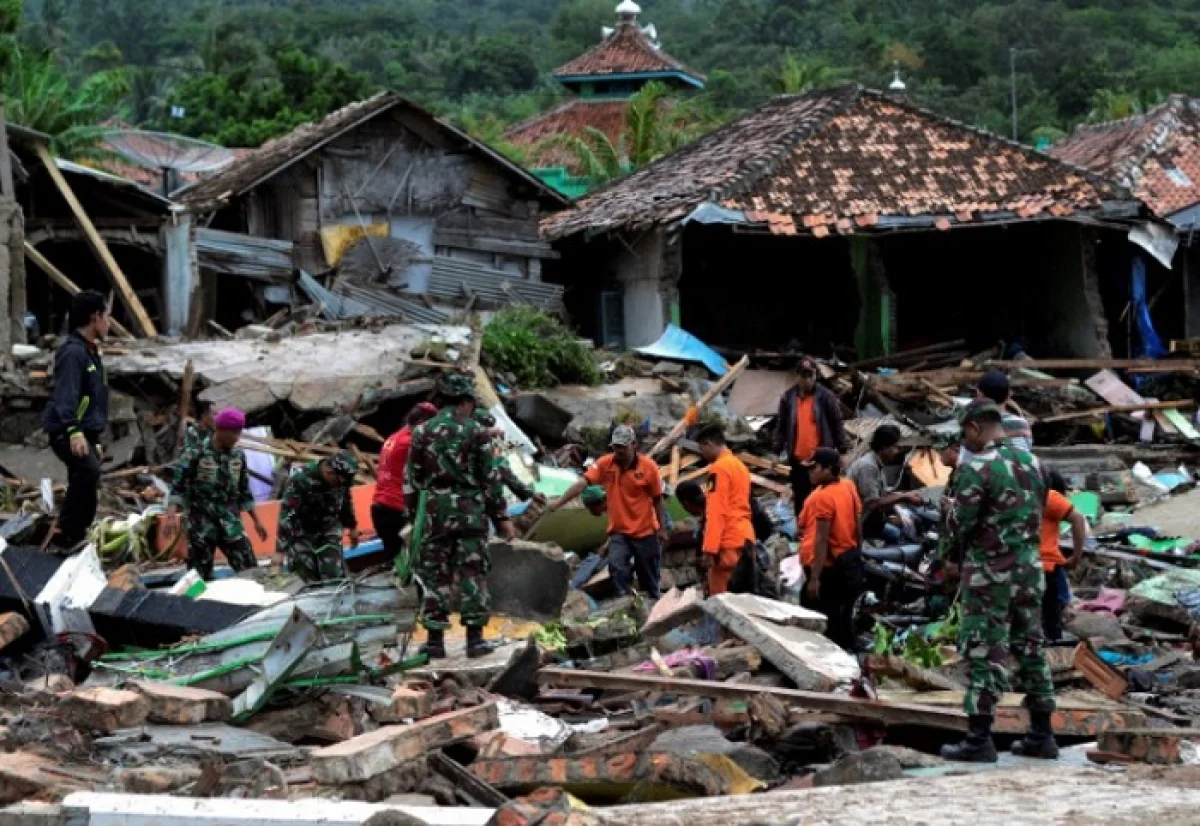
[648,356,750,459]
[0,100,13,200]
[22,242,134,339]
[34,144,157,337]
[174,359,195,459]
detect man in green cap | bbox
[277,449,360,582]
[939,399,1056,763]
[407,371,515,659]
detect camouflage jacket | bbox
[406,409,508,536]
[169,435,255,514]
[181,422,211,457]
[278,460,356,543]
[943,441,1045,573]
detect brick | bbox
[370,681,435,724]
[1073,643,1127,700]
[1094,728,1200,765]
[128,680,232,725]
[0,612,30,651]
[469,752,730,801]
[312,701,498,785]
[0,752,79,804]
[61,687,149,732]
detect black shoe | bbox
[419,629,446,660]
[1013,710,1059,759]
[940,715,999,763]
[466,626,496,659]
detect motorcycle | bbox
[856,504,954,631]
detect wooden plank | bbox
[1039,399,1194,424]
[737,452,790,477]
[648,356,750,460]
[1073,643,1128,701]
[22,242,135,339]
[749,473,790,496]
[536,667,968,731]
[988,358,1200,372]
[667,446,681,489]
[659,454,699,480]
[34,144,158,337]
[433,228,560,260]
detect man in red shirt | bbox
[371,402,438,562]
[799,447,864,651]
[550,425,669,598]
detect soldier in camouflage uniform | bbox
[408,372,516,659]
[180,400,215,457]
[277,450,360,582]
[939,399,1057,763]
[167,407,268,580]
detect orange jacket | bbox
[702,450,756,562]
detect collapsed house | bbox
[1052,95,1200,343]
[542,85,1169,358]
[171,93,570,335]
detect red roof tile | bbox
[505,99,629,171]
[1051,96,1200,218]
[553,23,703,83]
[543,86,1132,241]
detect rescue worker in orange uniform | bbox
[695,425,756,596]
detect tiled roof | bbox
[542,86,1130,241]
[179,92,567,212]
[553,22,703,83]
[1051,96,1200,218]
[505,99,630,171]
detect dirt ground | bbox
[1130,487,1200,540]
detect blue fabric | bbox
[1132,256,1167,359]
[636,324,728,376]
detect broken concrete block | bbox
[115,766,203,794]
[106,564,144,591]
[1095,728,1200,765]
[641,587,704,639]
[0,752,79,803]
[370,681,436,724]
[702,593,859,692]
[651,725,780,783]
[512,393,574,442]
[34,544,106,636]
[0,611,30,651]
[487,639,542,700]
[128,681,232,725]
[811,749,904,787]
[1066,610,1126,642]
[61,687,150,733]
[337,758,430,803]
[489,788,604,826]
[470,752,731,801]
[312,702,499,785]
[487,540,570,621]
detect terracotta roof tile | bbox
[543,86,1129,240]
[553,23,703,83]
[1051,96,1200,218]
[505,99,630,171]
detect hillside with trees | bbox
[7,0,1200,157]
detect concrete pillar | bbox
[615,228,667,348]
[161,211,196,336]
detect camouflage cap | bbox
[328,449,358,480]
[436,371,476,400]
[610,424,637,447]
[931,430,961,450]
[473,409,497,428]
[956,398,1002,426]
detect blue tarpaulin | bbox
[636,324,728,376]
[1132,256,1167,360]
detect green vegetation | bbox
[8,0,1200,161]
[482,307,601,389]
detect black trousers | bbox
[1043,566,1068,642]
[788,458,814,516]
[50,433,102,549]
[370,503,409,562]
[803,550,866,653]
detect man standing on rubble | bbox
[799,447,864,651]
[958,371,1033,464]
[549,425,670,600]
[774,358,846,515]
[43,290,111,552]
[181,400,215,457]
[847,423,924,543]
[694,425,756,596]
[407,372,516,660]
[372,402,438,564]
[166,407,268,580]
[940,399,1058,763]
[277,450,360,582]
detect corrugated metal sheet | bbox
[297,272,449,324]
[196,228,295,281]
[427,258,564,310]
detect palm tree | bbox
[4,46,130,158]
[775,54,837,95]
[1086,88,1165,123]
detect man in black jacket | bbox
[43,290,111,551]
[773,358,847,515]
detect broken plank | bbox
[1073,643,1127,701]
[737,453,790,477]
[35,144,157,337]
[749,473,790,496]
[536,667,968,731]
[668,446,681,490]
[648,356,749,460]
[1038,399,1195,424]
[987,358,1200,372]
[23,242,135,339]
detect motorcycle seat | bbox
[863,544,924,566]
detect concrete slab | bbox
[94,723,298,760]
[127,681,232,725]
[702,594,856,692]
[487,540,570,622]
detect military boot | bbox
[940,715,999,763]
[466,625,497,659]
[1012,710,1060,759]
[419,628,446,660]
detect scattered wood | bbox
[1038,399,1194,424]
[1073,642,1128,701]
[23,242,135,339]
[648,356,750,459]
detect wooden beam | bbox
[1038,399,1194,424]
[34,143,157,337]
[537,667,968,731]
[986,358,1200,373]
[648,356,750,459]
[22,242,135,339]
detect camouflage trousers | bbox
[959,560,1056,717]
[416,532,490,630]
[284,529,346,583]
[187,509,256,581]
